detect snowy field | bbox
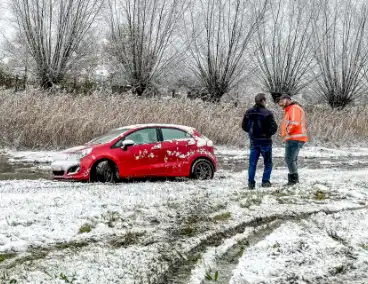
[0,147,368,283]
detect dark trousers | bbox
[285,140,304,174]
[248,144,272,184]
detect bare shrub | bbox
[106,0,186,96]
[313,0,368,109]
[11,0,102,88]
[255,0,317,99]
[185,0,267,102]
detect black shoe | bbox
[287,173,298,186]
[261,181,272,188]
[248,182,256,190]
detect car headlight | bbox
[75,148,92,160]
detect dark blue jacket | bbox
[242,105,278,145]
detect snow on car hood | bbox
[61,145,91,154]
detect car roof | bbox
[111,124,196,134]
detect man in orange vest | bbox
[278,94,308,185]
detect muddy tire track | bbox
[1,205,367,283]
[157,205,368,284]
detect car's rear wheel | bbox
[95,160,118,183]
[190,159,214,180]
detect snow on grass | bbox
[229,209,368,284]
[3,150,66,164]
[0,172,248,254]
[1,147,368,283]
[217,146,368,159]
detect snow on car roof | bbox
[112,124,196,133]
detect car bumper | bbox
[51,158,91,181]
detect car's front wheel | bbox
[190,159,214,180]
[95,160,118,183]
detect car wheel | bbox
[95,160,117,183]
[190,159,214,180]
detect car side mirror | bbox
[122,139,135,151]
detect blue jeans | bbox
[285,140,305,174]
[248,144,272,184]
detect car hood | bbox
[61,145,92,154]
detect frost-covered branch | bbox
[11,0,102,88]
[185,0,267,102]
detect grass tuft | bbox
[0,253,16,263]
[314,190,327,200]
[212,212,232,222]
[78,223,92,234]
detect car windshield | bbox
[88,128,130,145]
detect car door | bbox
[158,127,195,175]
[113,127,162,177]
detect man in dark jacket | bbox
[242,93,278,189]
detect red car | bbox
[51,124,217,182]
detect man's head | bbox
[278,94,292,108]
[255,93,267,107]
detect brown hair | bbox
[255,93,266,106]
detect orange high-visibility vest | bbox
[281,103,308,142]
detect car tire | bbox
[190,159,214,180]
[95,160,117,183]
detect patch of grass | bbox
[314,190,327,200]
[329,264,348,276]
[0,253,17,263]
[178,212,205,237]
[110,231,145,248]
[214,203,227,211]
[235,244,247,259]
[187,252,202,264]
[186,214,202,224]
[102,211,122,228]
[78,223,92,234]
[327,230,349,246]
[180,224,198,237]
[55,272,76,283]
[359,243,368,250]
[212,212,232,222]
[239,194,263,208]
[205,269,219,281]
[55,241,89,250]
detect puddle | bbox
[0,154,51,180]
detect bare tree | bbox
[313,0,368,109]
[11,0,102,89]
[185,0,267,102]
[255,0,317,102]
[107,0,186,96]
[2,32,31,81]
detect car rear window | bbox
[161,128,191,141]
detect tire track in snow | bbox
[156,205,368,284]
[2,204,367,283]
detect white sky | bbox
[0,0,15,47]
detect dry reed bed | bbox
[0,90,367,149]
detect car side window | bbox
[124,128,158,145]
[161,128,191,141]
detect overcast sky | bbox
[0,0,14,44]
[0,0,15,47]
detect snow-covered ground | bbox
[0,146,368,283]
